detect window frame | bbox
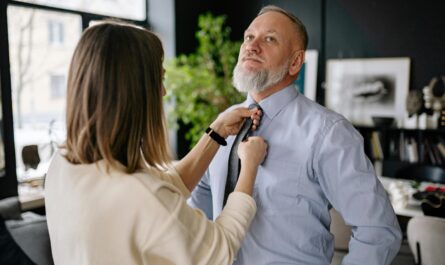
[0,0,150,198]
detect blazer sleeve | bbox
[142,183,256,265]
[154,166,191,198]
[187,169,214,220]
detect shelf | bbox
[355,126,445,133]
[356,126,445,175]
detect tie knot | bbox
[249,103,263,120]
[249,103,262,111]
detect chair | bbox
[22,145,41,170]
[394,164,445,184]
[330,208,352,251]
[407,216,445,265]
[0,196,53,265]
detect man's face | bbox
[233,11,302,93]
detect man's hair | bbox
[258,5,308,50]
[64,21,170,173]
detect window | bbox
[7,6,82,180]
[16,0,146,20]
[48,20,64,45]
[2,0,150,192]
[50,74,65,99]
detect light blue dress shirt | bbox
[189,85,402,265]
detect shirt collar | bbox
[245,84,299,119]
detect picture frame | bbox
[295,50,318,101]
[325,57,410,127]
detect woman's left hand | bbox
[210,107,262,138]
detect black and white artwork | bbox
[326,58,410,127]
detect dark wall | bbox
[325,0,445,93]
[175,0,261,55]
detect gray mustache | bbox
[242,55,265,63]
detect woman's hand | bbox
[210,107,262,138]
[234,136,268,195]
[176,107,261,192]
[238,136,268,169]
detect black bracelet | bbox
[205,127,227,146]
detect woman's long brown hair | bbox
[64,21,170,173]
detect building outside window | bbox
[50,74,66,99]
[8,6,81,180]
[48,20,64,46]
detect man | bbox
[189,5,402,265]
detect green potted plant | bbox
[164,13,245,148]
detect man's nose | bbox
[245,39,260,54]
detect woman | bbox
[44,21,267,265]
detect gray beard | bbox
[232,61,289,93]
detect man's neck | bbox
[250,79,293,103]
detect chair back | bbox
[329,208,352,251]
[407,216,445,265]
[22,145,41,170]
[0,196,54,265]
[395,165,445,184]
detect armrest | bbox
[0,196,22,220]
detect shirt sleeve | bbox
[143,183,256,265]
[313,119,402,265]
[187,169,213,220]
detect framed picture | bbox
[325,57,410,127]
[295,50,318,101]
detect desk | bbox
[18,182,45,211]
[379,176,445,217]
[17,164,48,211]
[378,176,423,217]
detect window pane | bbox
[16,0,146,21]
[7,6,82,181]
[48,20,65,46]
[50,74,66,99]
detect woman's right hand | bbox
[210,107,262,139]
[238,136,268,168]
[234,136,267,196]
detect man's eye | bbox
[265,36,275,42]
[244,35,253,41]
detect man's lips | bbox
[242,56,264,63]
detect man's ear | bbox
[289,50,305,76]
